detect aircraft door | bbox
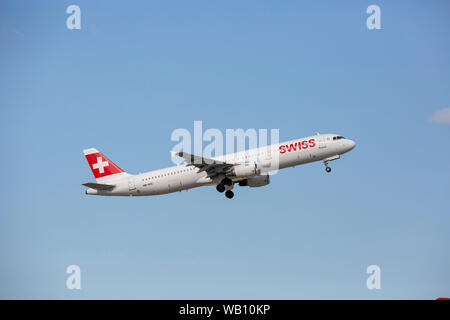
[128,177,136,191]
[263,145,272,169]
[318,136,327,149]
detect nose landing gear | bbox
[323,155,340,173]
[324,160,332,173]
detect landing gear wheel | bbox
[225,190,234,199]
[325,166,331,173]
[222,178,232,186]
[216,184,225,193]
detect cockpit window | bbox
[333,136,345,140]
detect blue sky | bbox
[1,0,449,299]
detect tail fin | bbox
[83,148,126,181]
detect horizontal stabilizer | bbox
[82,182,115,190]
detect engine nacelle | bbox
[239,175,270,188]
[232,163,260,177]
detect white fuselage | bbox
[85,133,355,196]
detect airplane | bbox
[82,133,355,199]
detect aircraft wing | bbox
[173,151,234,176]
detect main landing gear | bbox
[216,178,234,199]
[216,184,225,193]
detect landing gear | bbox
[222,177,232,186]
[216,184,225,193]
[217,178,235,198]
[216,177,232,193]
[225,190,234,199]
[324,160,332,173]
[323,155,340,173]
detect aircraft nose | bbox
[347,139,356,150]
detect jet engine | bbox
[232,163,260,177]
[238,175,270,188]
